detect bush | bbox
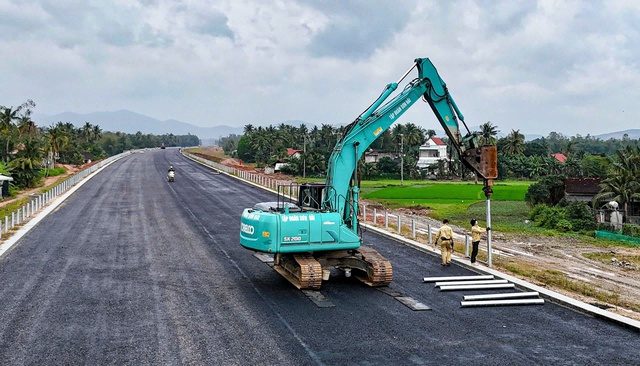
[565,201,593,221]
[38,167,66,178]
[555,219,573,232]
[622,224,640,238]
[528,204,548,221]
[531,205,566,230]
[525,175,565,207]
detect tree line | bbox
[1,100,199,190]
[220,121,640,236]
[221,121,640,181]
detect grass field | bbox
[360,179,534,231]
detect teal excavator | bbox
[240,58,498,289]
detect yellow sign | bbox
[374,127,383,136]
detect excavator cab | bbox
[297,183,326,210]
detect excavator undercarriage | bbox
[273,246,393,290]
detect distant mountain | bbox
[594,129,640,140]
[32,110,243,140]
[31,110,640,143]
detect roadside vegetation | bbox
[0,100,200,199]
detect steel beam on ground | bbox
[463,292,540,301]
[460,299,545,307]
[423,275,494,283]
[440,283,515,291]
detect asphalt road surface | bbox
[0,148,637,366]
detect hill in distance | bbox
[32,110,243,140]
[32,110,640,143]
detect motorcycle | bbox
[167,170,175,182]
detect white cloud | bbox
[1,0,639,137]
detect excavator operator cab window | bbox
[298,183,326,210]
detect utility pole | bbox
[399,134,404,185]
[303,134,306,178]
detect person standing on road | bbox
[435,219,454,266]
[470,219,489,265]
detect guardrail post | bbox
[411,219,416,239]
[373,208,377,225]
[397,215,401,234]
[4,216,8,233]
[362,205,366,222]
[465,235,470,257]
[427,224,432,244]
[384,211,388,229]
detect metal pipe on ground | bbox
[435,279,508,287]
[440,283,515,291]
[423,275,494,283]
[463,292,540,301]
[460,299,545,307]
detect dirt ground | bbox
[198,147,640,322]
[385,207,640,322]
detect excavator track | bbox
[274,253,323,290]
[353,246,393,287]
[273,247,392,290]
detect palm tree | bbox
[504,129,525,155]
[425,129,436,141]
[243,124,255,135]
[17,115,38,137]
[47,123,69,164]
[9,137,43,187]
[82,122,93,142]
[479,121,499,146]
[391,124,406,153]
[594,175,640,220]
[0,105,20,161]
[593,146,640,220]
[92,125,102,142]
[403,123,426,147]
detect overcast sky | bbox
[1,0,639,137]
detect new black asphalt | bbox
[0,149,637,365]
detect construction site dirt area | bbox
[193,150,640,322]
[383,207,640,322]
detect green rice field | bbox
[360,180,535,232]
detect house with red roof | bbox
[552,153,567,163]
[274,148,303,171]
[417,137,449,170]
[286,148,302,159]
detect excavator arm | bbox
[324,58,498,231]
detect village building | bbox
[416,137,449,171]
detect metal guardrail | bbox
[183,152,300,199]
[0,151,133,238]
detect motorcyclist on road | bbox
[168,165,175,172]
